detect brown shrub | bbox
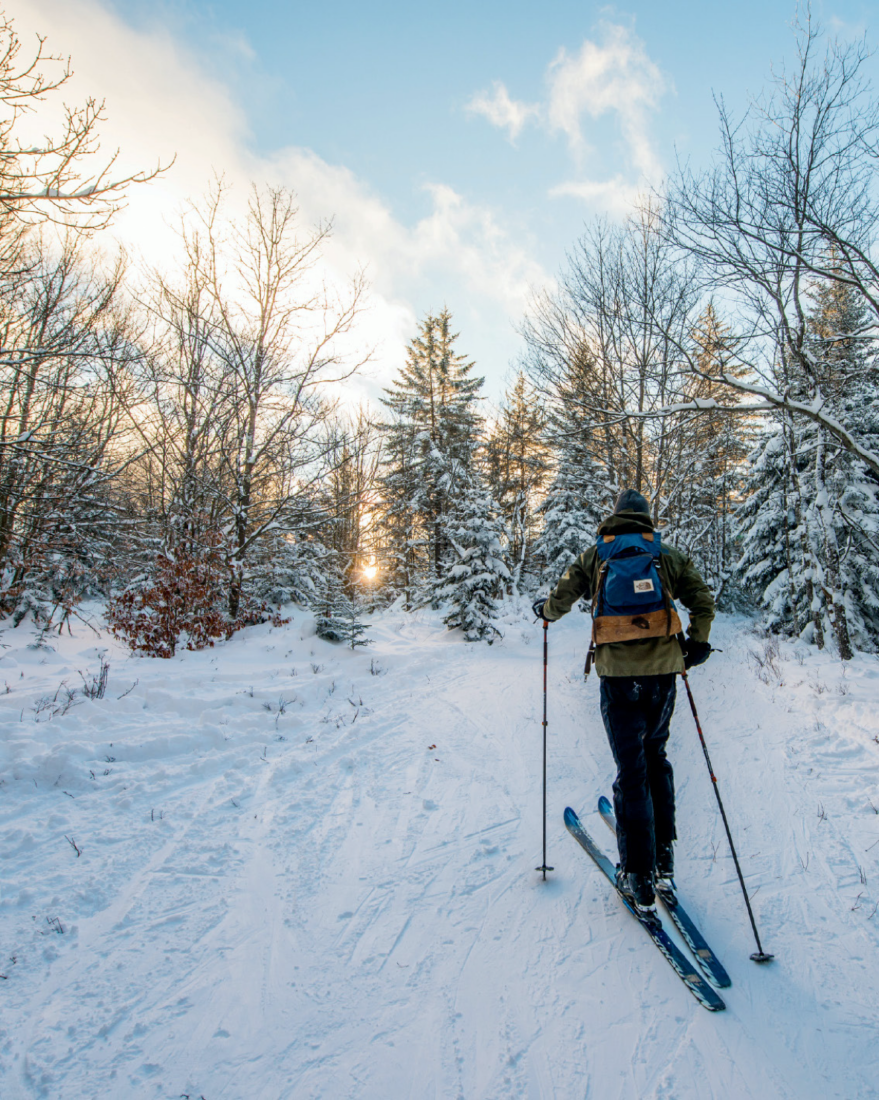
[107,551,232,658]
[108,548,291,658]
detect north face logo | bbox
[633,579,655,594]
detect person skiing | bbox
[532,489,715,913]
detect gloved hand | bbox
[532,597,550,622]
[682,637,712,669]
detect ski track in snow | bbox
[1,605,878,1098]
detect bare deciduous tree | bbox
[0,10,167,241]
[0,237,142,623]
[523,205,753,593]
[131,182,370,620]
[656,13,879,655]
[662,15,879,474]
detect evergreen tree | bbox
[376,437,423,609]
[809,265,876,409]
[256,530,336,608]
[533,354,615,589]
[833,465,879,651]
[736,274,879,652]
[736,425,803,633]
[661,306,753,600]
[483,372,551,593]
[533,441,612,589]
[806,273,879,652]
[315,587,371,649]
[433,481,510,643]
[378,309,484,602]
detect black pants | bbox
[599,674,677,875]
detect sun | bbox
[363,564,378,580]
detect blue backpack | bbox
[591,530,681,646]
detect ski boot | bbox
[655,843,675,893]
[615,867,656,914]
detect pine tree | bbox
[533,351,615,590]
[533,439,613,589]
[434,481,510,642]
[258,530,336,608]
[736,424,804,633]
[736,274,879,653]
[315,587,371,649]
[805,273,879,653]
[833,465,879,651]
[376,440,423,610]
[483,372,550,593]
[378,309,484,602]
[661,305,753,600]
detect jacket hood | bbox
[596,511,656,537]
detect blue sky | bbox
[17,0,878,402]
[106,0,874,220]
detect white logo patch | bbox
[633,579,655,594]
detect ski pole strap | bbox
[539,624,545,717]
[584,641,596,680]
[590,565,607,643]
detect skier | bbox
[532,489,715,913]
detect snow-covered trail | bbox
[1,605,878,1098]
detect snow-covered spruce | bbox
[432,482,510,642]
[736,274,879,654]
[736,427,800,635]
[379,308,484,607]
[532,428,612,590]
[315,588,372,650]
[483,372,551,594]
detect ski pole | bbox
[680,670,773,963]
[536,619,553,880]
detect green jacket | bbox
[543,511,715,677]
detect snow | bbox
[2,605,878,1099]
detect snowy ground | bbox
[1,601,878,1099]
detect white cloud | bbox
[12,0,548,400]
[826,15,868,41]
[14,0,254,260]
[546,23,666,181]
[549,177,643,218]
[469,22,668,210]
[265,150,546,330]
[466,81,539,142]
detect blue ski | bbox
[564,806,726,1012]
[598,795,731,989]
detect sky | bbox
[10,0,878,405]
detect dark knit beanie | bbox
[613,489,650,515]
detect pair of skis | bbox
[564,797,730,1012]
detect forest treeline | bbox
[3,13,879,657]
